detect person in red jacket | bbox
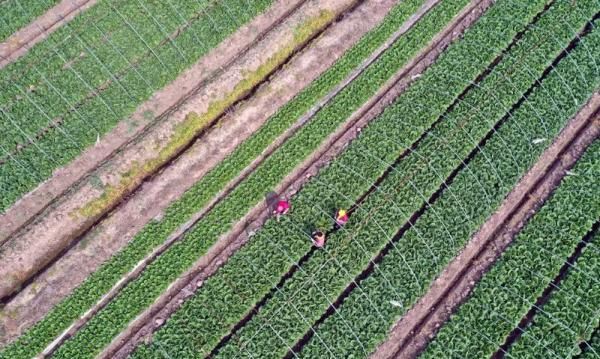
[273,199,290,221]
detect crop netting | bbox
[140,1,600,357]
[0,0,270,212]
[1,0,599,358]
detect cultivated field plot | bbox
[0,0,598,358]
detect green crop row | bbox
[420,136,600,359]
[0,0,430,357]
[215,2,600,358]
[507,229,600,358]
[130,0,562,357]
[0,0,432,357]
[0,0,61,42]
[301,20,600,358]
[49,0,474,357]
[0,0,273,211]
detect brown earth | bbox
[0,0,99,68]
[369,92,600,359]
[0,0,308,245]
[0,0,399,347]
[0,0,343,301]
[101,0,497,356]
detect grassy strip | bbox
[73,8,336,219]
[0,0,274,211]
[216,2,600,358]
[0,0,429,357]
[130,0,561,357]
[50,0,472,357]
[0,0,61,42]
[420,138,600,358]
[506,228,600,358]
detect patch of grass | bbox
[73,10,335,219]
[88,175,104,191]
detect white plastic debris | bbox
[566,170,577,176]
[532,138,546,144]
[390,300,403,307]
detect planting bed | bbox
[0,0,598,358]
[0,0,61,44]
[0,0,276,212]
[421,139,600,359]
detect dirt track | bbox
[101,0,498,356]
[369,93,600,359]
[0,0,399,349]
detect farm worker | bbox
[312,230,326,248]
[273,199,290,221]
[335,208,349,226]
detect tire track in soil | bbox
[0,0,98,68]
[0,0,332,303]
[369,93,600,358]
[493,220,600,359]
[0,0,308,246]
[104,1,496,357]
[21,0,390,356]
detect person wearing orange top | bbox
[335,208,349,226]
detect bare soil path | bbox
[0,0,397,347]
[369,92,600,359]
[103,0,496,356]
[0,0,307,246]
[0,0,98,68]
[0,0,323,301]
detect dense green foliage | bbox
[0,0,431,357]
[0,0,61,42]
[420,136,600,358]
[0,0,273,211]
[218,2,600,358]
[579,327,600,359]
[508,230,600,358]
[50,0,473,357]
[129,0,578,357]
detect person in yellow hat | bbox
[335,208,349,226]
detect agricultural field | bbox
[0,0,598,358]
